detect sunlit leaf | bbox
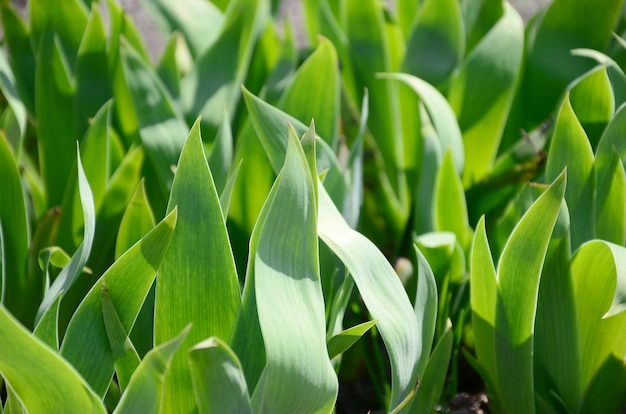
[327,320,377,361]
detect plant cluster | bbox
[0,0,625,412]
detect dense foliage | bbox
[0,0,626,412]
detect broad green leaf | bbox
[0,2,36,114]
[0,45,27,140]
[381,72,464,174]
[414,232,456,285]
[572,241,626,389]
[188,337,252,414]
[414,246,438,378]
[546,95,595,249]
[520,0,623,129]
[570,47,626,109]
[36,147,96,325]
[461,0,503,52]
[251,124,337,413]
[219,161,242,219]
[113,326,190,414]
[101,283,141,392]
[155,120,240,413]
[408,323,453,414]
[4,385,25,414]
[139,0,223,57]
[433,150,472,251]
[180,0,267,138]
[319,187,419,409]
[278,36,340,148]
[120,39,188,202]
[35,29,77,208]
[495,171,566,414]
[447,3,523,186]
[74,4,110,140]
[569,67,614,148]
[470,217,497,391]
[327,320,377,361]
[596,150,626,245]
[0,304,106,413]
[61,209,177,397]
[403,0,464,85]
[0,134,30,325]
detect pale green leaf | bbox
[80,101,112,212]
[414,246,438,378]
[495,171,566,413]
[251,125,337,413]
[0,304,106,413]
[155,120,240,413]
[207,107,233,195]
[188,337,252,414]
[115,180,156,259]
[114,326,191,414]
[33,295,61,351]
[596,103,626,183]
[381,72,464,174]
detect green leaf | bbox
[60,209,177,397]
[546,94,596,249]
[319,187,419,409]
[155,119,240,413]
[156,33,182,101]
[433,149,472,251]
[251,124,337,413]
[115,180,156,259]
[113,326,191,414]
[327,320,378,361]
[0,44,27,140]
[572,241,626,389]
[0,304,106,413]
[0,2,36,114]
[577,355,626,413]
[36,146,96,324]
[409,323,453,414]
[345,0,406,195]
[381,72,464,174]
[188,337,252,414]
[520,0,624,129]
[120,39,188,200]
[80,101,112,212]
[74,3,111,140]
[595,150,626,245]
[139,0,223,58]
[447,3,523,186]
[33,295,62,350]
[414,246,438,379]
[207,107,233,195]
[278,36,340,147]
[595,103,626,183]
[0,133,30,325]
[495,171,567,414]
[29,0,87,64]
[403,0,464,85]
[180,0,267,138]
[35,29,77,208]
[470,217,497,391]
[569,67,614,148]
[101,282,141,392]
